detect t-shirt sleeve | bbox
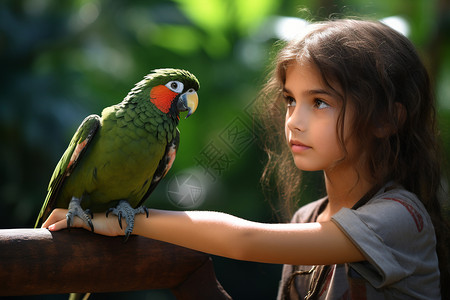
[331,195,437,288]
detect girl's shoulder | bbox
[331,183,440,294]
[362,183,432,233]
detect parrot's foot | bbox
[106,200,149,242]
[66,197,94,232]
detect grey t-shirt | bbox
[277,184,440,299]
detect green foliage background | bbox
[1,0,449,299]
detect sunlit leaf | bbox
[173,0,229,32]
[234,0,279,34]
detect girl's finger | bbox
[47,219,68,232]
[41,208,68,229]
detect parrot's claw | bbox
[66,197,94,232]
[106,200,149,242]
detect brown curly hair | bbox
[258,18,449,297]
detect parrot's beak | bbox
[177,89,198,118]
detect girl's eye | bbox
[314,99,330,109]
[284,95,296,107]
[165,81,184,93]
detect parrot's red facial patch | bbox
[150,85,178,113]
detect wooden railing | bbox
[0,228,231,299]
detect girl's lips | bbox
[290,140,311,153]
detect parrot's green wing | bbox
[138,129,180,207]
[35,115,100,227]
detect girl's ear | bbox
[373,102,406,138]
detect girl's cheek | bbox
[285,118,291,143]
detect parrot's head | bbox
[130,68,199,119]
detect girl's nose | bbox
[286,106,307,133]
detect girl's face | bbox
[284,62,355,172]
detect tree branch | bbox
[0,228,231,299]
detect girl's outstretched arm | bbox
[42,209,364,266]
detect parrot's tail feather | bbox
[68,293,91,300]
[83,293,91,300]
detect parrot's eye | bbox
[165,81,184,93]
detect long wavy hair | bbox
[258,18,449,296]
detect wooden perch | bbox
[0,228,231,299]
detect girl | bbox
[43,19,449,299]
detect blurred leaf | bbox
[174,0,229,32]
[151,25,202,55]
[234,0,280,34]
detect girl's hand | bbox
[41,208,126,237]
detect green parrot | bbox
[35,68,199,240]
